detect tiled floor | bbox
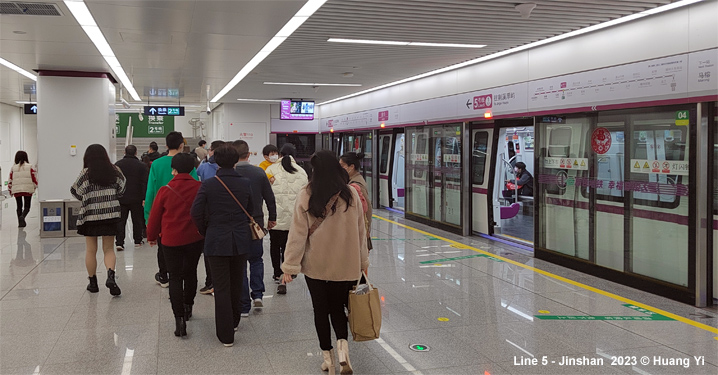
[1,198,717,374]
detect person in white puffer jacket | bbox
[266,143,308,295]
[8,151,38,228]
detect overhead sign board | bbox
[116,113,175,138]
[23,104,38,115]
[143,106,184,116]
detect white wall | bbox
[0,103,24,189]
[222,103,271,165]
[320,0,718,118]
[37,76,115,201]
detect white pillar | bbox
[37,72,116,201]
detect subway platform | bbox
[1,198,717,374]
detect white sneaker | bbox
[116,245,124,251]
[253,298,263,308]
[240,312,249,318]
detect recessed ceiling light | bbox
[13,31,27,34]
[64,0,140,101]
[211,0,328,103]
[319,0,704,106]
[0,57,36,81]
[263,82,362,87]
[236,99,283,102]
[327,38,486,48]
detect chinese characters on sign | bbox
[538,174,689,197]
[591,127,612,154]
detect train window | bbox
[414,134,427,178]
[548,127,572,157]
[472,131,488,185]
[277,134,315,160]
[379,136,391,174]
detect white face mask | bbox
[269,155,279,163]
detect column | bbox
[37,71,116,201]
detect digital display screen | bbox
[280,100,314,120]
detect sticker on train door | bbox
[591,127,612,154]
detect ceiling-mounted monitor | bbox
[281,99,314,120]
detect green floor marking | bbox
[534,304,675,321]
[419,253,503,264]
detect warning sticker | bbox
[544,157,588,170]
[630,159,688,175]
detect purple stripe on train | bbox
[538,174,689,197]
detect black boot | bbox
[184,304,193,321]
[174,317,187,337]
[106,269,121,296]
[18,214,26,228]
[87,275,99,293]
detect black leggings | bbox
[305,276,357,351]
[15,195,31,217]
[163,240,204,318]
[269,230,289,278]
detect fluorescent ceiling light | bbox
[236,99,283,102]
[211,0,328,102]
[264,82,362,87]
[64,0,141,101]
[16,101,37,104]
[0,57,36,81]
[319,0,704,106]
[328,38,486,48]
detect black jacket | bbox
[235,161,277,226]
[190,168,254,257]
[115,155,148,204]
[516,170,534,196]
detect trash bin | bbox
[64,200,82,237]
[40,200,65,238]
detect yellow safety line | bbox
[373,215,718,336]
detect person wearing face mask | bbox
[259,144,280,182]
[339,152,373,252]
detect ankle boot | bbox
[174,317,187,337]
[321,349,336,374]
[17,213,26,228]
[86,275,99,293]
[105,269,121,296]
[184,304,193,321]
[337,339,353,374]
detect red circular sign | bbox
[591,127,612,154]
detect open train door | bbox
[470,125,493,234]
[378,130,403,208]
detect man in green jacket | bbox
[145,131,198,287]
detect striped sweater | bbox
[70,167,126,226]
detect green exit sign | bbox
[409,344,430,352]
[148,125,164,135]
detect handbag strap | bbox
[214,176,256,224]
[355,271,373,291]
[307,192,341,238]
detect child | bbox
[147,153,204,338]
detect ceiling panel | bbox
[0,0,680,108]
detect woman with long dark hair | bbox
[8,151,38,227]
[282,150,368,374]
[265,143,308,294]
[70,144,126,296]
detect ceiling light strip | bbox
[319,0,704,106]
[211,0,328,102]
[64,0,141,101]
[0,57,36,81]
[328,38,486,48]
[263,82,362,87]
[236,99,283,102]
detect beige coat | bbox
[281,186,368,281]
[349,173,372,236]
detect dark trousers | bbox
[241,239,265,312]
[163,240,204,318]
[269,230,289,278]
[116,202,145,246]
[305,276,357,351]
[15,196,31,218]
[203,254,212,287]
[157,237,168,278]
[208,254,248,345]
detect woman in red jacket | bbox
[147,153,204,338]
